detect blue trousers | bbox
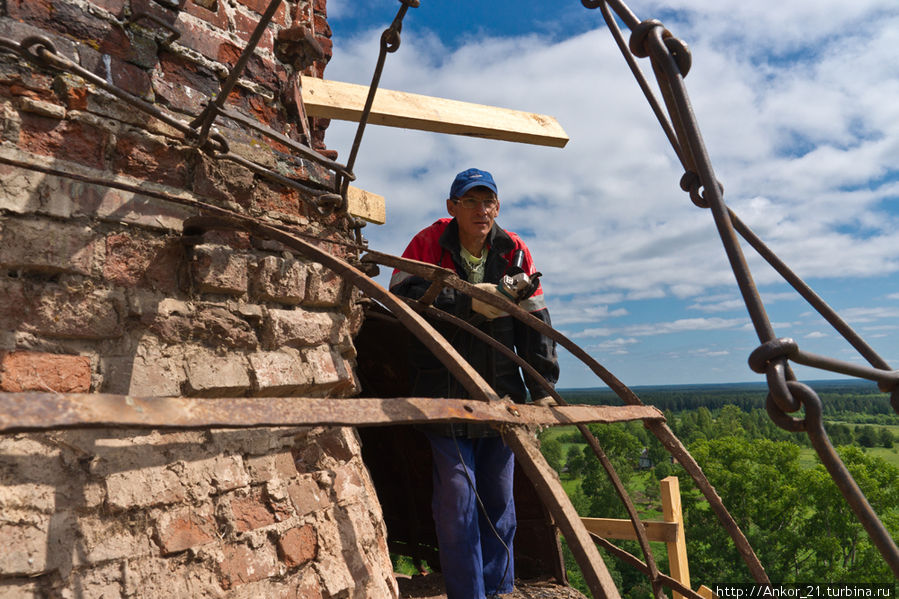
[425,432,516,599]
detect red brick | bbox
[154,505,217,555]
[18,113,106,170]
[217,543,278,590]
[304,264,342,307]
[174,16,233,64]
[192,152,256,207]
[182,0,229,30]
[111,133,191,188]
[104,234,182,292]
[79,47,153,99]
[252,183,303,216]
[277,524,317,568]
[229,487,276,532]
[252,256,306,305]
[232,9,274,52]
[0,218,99,276]
[0,351,91,392]
[236,0,288,26]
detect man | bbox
[389,168,559,599]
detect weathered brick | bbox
[277,524,317,567]
[0,514,52,575]
[184,349,251,396]
[101,344,185,396]
[232,8,274,52]
[192,152,256,208]
[304,263,342,307]
[17,112,106,170]
[106,465,187,509]
[154,503,217,554]
[173,16,233,64]
[30,284,124,340]
[303,344,340,388]
[104,234,183,293]
[0,351,91,392]
[181,0,229,29]
[15,96,65,119]
[175,453,250,498]
[111,132,192,189]
[237,0,289,26]
[151,306,258,350]
[331,464,365,501]
[76,515,156,564]
[229,487,276,532]
[244,451,299,484]
[0,218,100,276]
[79,45,153,98]
[311,427,357,463]
[86,0,128,17]
[189,245,249,296]
[286,474,328,517]
[217,542,278,590]
[252,256,307,305]
[261,308,336,349]
[248,349,314,396]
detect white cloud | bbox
[323,0,899,384]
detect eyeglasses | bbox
[453,197,498,210]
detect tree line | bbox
[540,394,899,594]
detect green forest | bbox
[541,380,899,595]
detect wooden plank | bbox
[662,475,691,599]
[301,76,570,148]
[346,186,385,224]
[698,586,717,599]
[580,517,679,543]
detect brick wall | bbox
[0,0,398,596]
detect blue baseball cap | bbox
[449,168,498,199]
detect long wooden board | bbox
[301,76,570,148]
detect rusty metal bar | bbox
[590,533,706,599]
[729,210,893,374]
[0,393,663,433]
[189,0,284,145]
[365,249,768,583]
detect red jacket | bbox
[390,218,558,404]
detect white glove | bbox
[471,283,508,320]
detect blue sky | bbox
[322,0,899,388]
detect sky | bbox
[320,0,899,389]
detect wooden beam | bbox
[346,186,385,224]
[580,517,679,543]
[662,475,691,599]
[301,76,569,148]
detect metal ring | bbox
[765,359,801,413]
[664,36,692,76]
[382,28,401,53]
[314,193,345,215]
[207,133,230,155]
[628,19,664,58]
[20,36,58,65]
[748,338,798,374]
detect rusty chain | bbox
[584,0,899,577]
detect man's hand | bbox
[471,283,508,320]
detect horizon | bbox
[323,0,899,389]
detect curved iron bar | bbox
[338,0,420,200]
[362,250,769,582]
[589,0,899,576]
[398,299,665,596]
[181,215,622,599]
[590,533,706,599]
